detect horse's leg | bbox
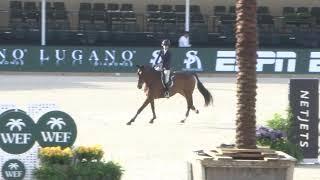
[187,88,199,114]
[180,92,191,123]
[181,106,190,123]
[181,92,199,123]
[127,97,151,125]
[149,99,156,124]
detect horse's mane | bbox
[142,64,155,72]
[141,64,161,76]
[139,64,161,88]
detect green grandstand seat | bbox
[191,13,205,23]
[160,5,173,12]
[147,4,159,12]
[94,23,108,31]
[147,12,162,23]
[258,15,274,25]
[122,12,137,22]
[146,5,161,32]
[214,6,226,16]
[217,24,235,44]
[10,10,23,22]
[311,7,320,24]
[257,6,270,15]
[161,12,175,23]
[162,23,176,34]
[311,7,320,17]
[51,2,68,21]
[53,2,65,10]
[79,3,92,23]
[190,24,208,44]
[296,7,311,20]
[123,23,138,32]
[93,3,106,22]
[107,3,121,29]
[283,7,295,16]
[258,24,275,46]
[107,3,119,12]
[229,6,235,14]
[109,11,122,22]
[297,7,309,15]
[282,7,300,25]
[220,14,236,24]
[10,1,23,21]
[111,22,124,32]
[174,5,185,13]
[93,3,105,11]
[190,5,201,14]
[55,10,68,20]
[80,3,91,10]
[121,4,133,12]
[176,13,185,23]
[79,11,92,23]
[257,6,272,25]
[24,2,39,21]
[10,1,22,9]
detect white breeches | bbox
[163,70,170,84]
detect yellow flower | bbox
[74,145,104,161]
[39,146,74,160]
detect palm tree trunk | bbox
[235,0,258,149]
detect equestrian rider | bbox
[155,39,171,98]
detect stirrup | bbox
[164,91,170,98]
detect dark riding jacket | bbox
[156,49,171,70]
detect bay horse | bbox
[127,64,213,125]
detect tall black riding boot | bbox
[164,84,170,98]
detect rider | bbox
[155,39,171,98]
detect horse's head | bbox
[136,64,158,89]
[136,65,146,89]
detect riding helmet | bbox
[161,39,171,46]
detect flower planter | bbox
[189,148,296,180]
[34,146,123,180]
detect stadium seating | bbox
[23,2,38,21]
[3,1,320,47]
[79,3,92,23]
[9,1,21,21]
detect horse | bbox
[127,64,213,125]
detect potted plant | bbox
[34,145,123,180]
[73,145,104,162]
[256,113,303,161]
[34,146,73,180]
[72,145,122,180]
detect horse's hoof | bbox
[126,121,132,125]
[195,110,199,114]
[149,121,154,124]
[180,120,185,123]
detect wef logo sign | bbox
[0,110,36,154]
[0,109,77,154]
[36,111,77,148]
[1,159,25,180]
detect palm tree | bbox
[235,0,258,149]
[5,119,26,131]
[8,163,19,170]
[46,117,66,130]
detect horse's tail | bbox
[193,73,213,106]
